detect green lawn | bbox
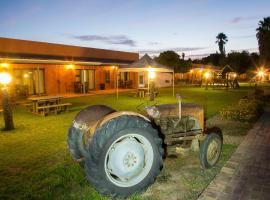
[0,86,258,200]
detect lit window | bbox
[105,71,110,83]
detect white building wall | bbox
[154,72,173,87]
[137,72,173,88]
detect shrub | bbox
[219,89,265,122]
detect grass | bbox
[64,86,255,118]
[0,86,259,200]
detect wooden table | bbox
[27,96,71,116]
[137,88,148,98]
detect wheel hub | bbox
[107,137,145,181]
[123,152,138,168]
[104,133,154,187]
[207,139,219,165]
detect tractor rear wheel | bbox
[200,133,222,169]
[84,115,163,198]
[68,105,116,167]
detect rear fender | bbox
[96,111,151,130]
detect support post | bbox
[173,71,175,96]
[1,87,14,130]
[148,71,150,94]
[116,68,119,99]
[37,66,40,96]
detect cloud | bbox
[230,17,243,24]
[72,35,136,47]
[139,47,206,55]
[229,48,258,53]
[186,53,212,59]
[229,16,261,24]
[231,34,255,39]
[148,42,160,46]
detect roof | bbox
[0,37,139,65]
[119,54,173,72]
[220,65,235,72]
[191,63,219,70]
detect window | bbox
[105,71,110,83]
[13,68,45,95]
[139,75,144,84]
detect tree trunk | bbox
[2,88,14,130]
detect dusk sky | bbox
[0,0,269,58]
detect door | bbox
[138,72,145,88]
[75,69,95,92]
[88,70,95,90]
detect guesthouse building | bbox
[0,37,139,97]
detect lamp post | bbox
[204,72,210,90]
[66,64,74,93]
[190,69,193,85]
[0,72,14,130]
[199,68,203,86]
[148,68,156,101]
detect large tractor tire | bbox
[68,126,86,166]
[68,105,116,166]
[84,115,164,198]
[200,132,222,169]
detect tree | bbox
[155,51,180,68]
[250,52,260,68]
[193,51,257,74]
[216,32,228,55]
[2,88,14,130]
[155,51,191,73]
[182,52,185,60]
[226,51,252,74]
[201,53,226,66]
[256,17,270,64]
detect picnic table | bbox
[27,95,72,116]
[137,88,148,98]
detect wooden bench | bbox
[145,92,159,98]
[130,91,138,97]
[24,102,33,111]
[37,103,72,116]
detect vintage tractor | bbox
[67,95,222,198]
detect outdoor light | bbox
[66,64,74,69]
[148,71,156,79]
[148,68,156,79]
[0,72,12,85]
[233,73,237,78]
[258,70,265,77]
[204,72,210,79]
[1,63,9,68]
[190,69,193,73]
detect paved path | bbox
[198,107,270,200]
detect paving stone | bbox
[198,107,270,200]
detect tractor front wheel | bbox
[200,133,222,169]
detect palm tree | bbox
[216,33,228,55]
[256,17,270,64]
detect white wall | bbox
[137,72,173,88]
[154,72,173,87]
